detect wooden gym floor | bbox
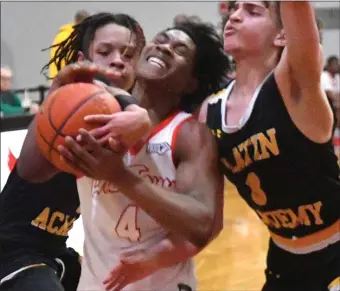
[195,181,269,291]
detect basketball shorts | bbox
[262,239,340,291]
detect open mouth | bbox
[147,56,167,69]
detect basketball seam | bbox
[37,128,61,155]
[47,89,106,159]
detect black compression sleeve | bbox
[114,94,139,110]
[94,75,139,110]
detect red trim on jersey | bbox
[8,149,17,172]
[333,136,340,146]
[76,174,84,179]
[171,115,195,167]
[129,110,181,156]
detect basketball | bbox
[36,83,121,175]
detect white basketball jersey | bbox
[77,111,196,291]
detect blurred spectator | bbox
[173,14,202,26]
[1,66,23,116]
[322,56,340,100]
[49,10,90,79]
[0,66,39,116]
[321,55,340,166]
[188,15,203,24]
[173,14,189,25]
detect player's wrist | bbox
[109,166,142,193]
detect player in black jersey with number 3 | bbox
[199,1,340,291]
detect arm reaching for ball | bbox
[103,234,199,291]
[85,85,152,148]
[17,62,151,182]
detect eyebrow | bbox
[156,31,170,40]
[96,42,136,49]
[245,3,266,10]
[161,31,192,48]
[231,2,267,10]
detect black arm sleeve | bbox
[114,94,139,110]
[94,75,139,110]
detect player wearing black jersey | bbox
[0,13,147,291]
[0,168,81,291]
[199,2,340,291]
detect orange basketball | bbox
[36,83,121,175]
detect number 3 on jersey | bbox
[115,205,141,242]
[246,172,267,206]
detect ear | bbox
[186,77,198,94]
[274,29,286,48]
[77,51,85,62]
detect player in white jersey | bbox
[58,21,230,291]
[76,111,197,291]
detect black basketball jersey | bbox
[0,165,79,255]
[206,73,340,255]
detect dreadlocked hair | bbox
[172,21,230,113]
[41,12,146,78]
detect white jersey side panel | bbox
[77,111,196,291]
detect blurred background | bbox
[1,1,339,290]
[1,1,339,90]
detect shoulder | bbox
[321,71,331,82]
[179,119,212,141]
[175,118,216,162]
[336,74,340,83]
[197,80,233,123]
[207,79,232,103]
[321,71,329,77]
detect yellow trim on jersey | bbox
[328,277,340,290]
[270,219,340,254]
[208,88,227,99]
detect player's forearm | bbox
[17,118,59,182]
[150,233,200,269]
[112,169,214,247]
[149,195,223,268]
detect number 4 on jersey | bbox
[115,205,141,242]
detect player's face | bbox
[329,59,339,74]
[137,29,197,94]
[0,69,12,91]
[224,1,282,59]
[80,23,139,91]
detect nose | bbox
[229,7,243,23]
[155,43,173,57]
[109,51,125,71]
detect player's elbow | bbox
[211,215,223,239]
[189,210,215,248]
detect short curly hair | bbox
[171,20,230,112]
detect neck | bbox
[132,81,180,125]
[328,71,337,78]
[233,52,278,98]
